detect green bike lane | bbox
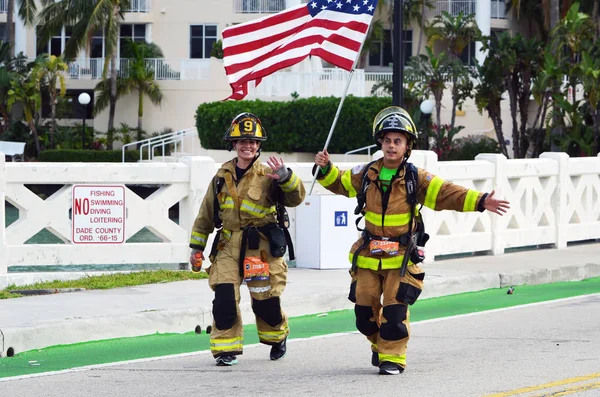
[2,277,600,379]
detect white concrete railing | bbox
[1,151,599,282]
[233,0,286,13]
[249,68,366,98]
[123,0,151,12]
[67,58,211,81]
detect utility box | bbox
[295,195,361,269]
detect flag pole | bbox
[308,34,370,195]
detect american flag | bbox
[222,0,379,100]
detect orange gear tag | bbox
[369,240,399,256]
[243,256,270,282]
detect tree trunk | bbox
[108,51,118,133]
[416,0,425,54]
[507,77,520,158]
[29,120,41,156]
[5,0,14,57]
[49,95,57,148]
[450,78,457,130]
[489,101,508,157]
[594,106,600,155]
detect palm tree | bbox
[3,0,37,56]
[38,0,132,133]
[94,40,163,137]
[37,54,68,148]
[7,62,44,155]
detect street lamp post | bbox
[392,0,404,107]
[420,99,434,149]
[78,93,91,149]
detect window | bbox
[190,25,217,59]
[41,89,94,119]
[368,30,412,67]
[120,24,147,55]
[91,29,105,58]
[459,41,477,66]
[491,0,508,19]
[0,23,6,40]
[37,26,71,56]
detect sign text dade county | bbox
[72,185,126,244]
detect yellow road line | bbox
[483,373,600,397]
[530,381,600,397]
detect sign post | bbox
[72,185,126,244]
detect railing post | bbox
[540,152,569,249]
[475,153,507,255]
[0,154,8,283]
[178,156,216,265]
[410,150,439,261]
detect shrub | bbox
[445,135,501,161]
[195,96,393,153]
[38,149,141,162]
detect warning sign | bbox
[72,185,126,244]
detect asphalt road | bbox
[2,293,599,397]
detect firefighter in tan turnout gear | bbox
[189,112,306,366]
[314,106,510,375]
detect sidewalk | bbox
[1,243,599,357]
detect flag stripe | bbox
[222,5,308,38]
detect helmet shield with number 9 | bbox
[223,112,267,143]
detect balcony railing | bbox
[0,0,6,14]
[122,0,151,13]
[233,0,286,14]
[67,58,210,81]
[425,1,475,18]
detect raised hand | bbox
[266,156,289,180]
[484,190,510,215]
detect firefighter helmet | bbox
[223,112,267,142]
[372,106,418,145]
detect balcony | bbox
[122,0,151,13]
[425,1,475,18]
[234,0,286,14]
[0,0,6,14]
[67,58,210,81]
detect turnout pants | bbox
[352,264,425,368]
[207,230,289,358]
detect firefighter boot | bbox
[371,351,379,367]
[379,361,404,375]
[270,338,287,360]
[216,355,238,366]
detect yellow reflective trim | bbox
[221,197,235,209]
[341,170,357,198]
[210,337,243,346]
[463,189,479,212]
[210,344,243,351]
[222,229,232,240]
[347,252,413,270]
[280,173,300,192]
[319,166,340,187]
[365,211,411,227]
[240,200,276,217]
[378,353,406,365]
[190,231,207,245]
[258,330,287,337]
[424,176,444,209]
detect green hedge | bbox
[195,96,393,153]
[38,150,141,162]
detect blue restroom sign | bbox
[334,211,348,227]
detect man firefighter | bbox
[314,106,510,375]
[189,112,306,366]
